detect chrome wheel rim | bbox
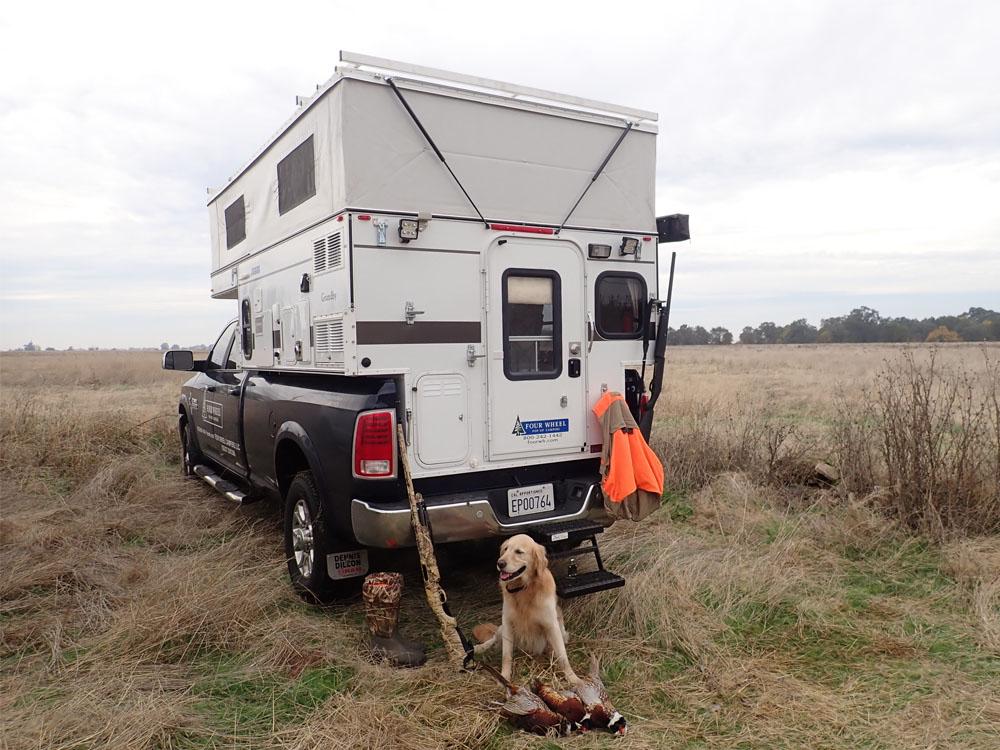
[291,499,314,578]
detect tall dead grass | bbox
[3,346,999,749]
[834,349,1000,538]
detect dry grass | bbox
[2,346,999,749]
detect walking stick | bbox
[397,425,474,669]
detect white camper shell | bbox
[208,52,659,480]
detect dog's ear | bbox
[531,540,548,574]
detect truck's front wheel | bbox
[283,471,361,602]
[180,419,202,478]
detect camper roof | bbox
[208,52,658,204]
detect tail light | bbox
[353,409,396,478]
[639,394,649,416]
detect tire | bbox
[180,419,202,478]
[283,471,362,603]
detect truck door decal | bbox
[203,400,224,429]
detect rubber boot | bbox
[362,572,426,667]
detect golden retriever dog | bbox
[473,533,580,685]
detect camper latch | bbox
[404,301,424,325]
[466,344,485,367]
[375,219,389,246]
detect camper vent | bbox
[313,232,344,274]
[313,315,345,370]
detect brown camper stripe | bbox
[356,321,481,345]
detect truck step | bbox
[526,518,606,546]
[193,464,251,504]
[556,569,625,599]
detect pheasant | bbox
[533,679,589,727]
[572,654,627,735]
[478,663,571,736]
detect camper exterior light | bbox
[620,237,639,255]
[398,218,420,242]
[588,243,612,259]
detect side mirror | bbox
[162,350,195,371]
[656,214,690,243]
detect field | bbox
[1,345,998,749]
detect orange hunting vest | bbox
[592,391,664,521]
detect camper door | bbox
[486,238,587,460]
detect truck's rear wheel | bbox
[283,471,361,602]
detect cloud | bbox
[1,0,999,348]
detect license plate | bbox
[507,483,555,518]
[327,549,369,580]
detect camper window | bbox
[595,272,646,339]
[277,135,316,215]
[224,196,246,249]
[502,269,562,380]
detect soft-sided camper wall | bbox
[208,59,659,297]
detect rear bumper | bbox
[351,479,610,548]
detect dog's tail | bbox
[472,622,498,643]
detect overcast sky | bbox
[1,0,998,349]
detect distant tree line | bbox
[666,307,999,345]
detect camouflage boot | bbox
[362,572,426,667]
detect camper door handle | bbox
[586,313,595,353]
[466,344,485,367]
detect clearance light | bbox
[398,218,420,243]
[489,223,555,235]
[620,237,640,256]
[588,243,612,259]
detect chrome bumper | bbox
[351,482,609,548]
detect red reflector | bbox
[357,214,371,221]
[590,443,603,454]
[639,394,649,415]
[489,223,555,235]
[353,410,395,478]
[337,215,344,222]
[642,236,652,241]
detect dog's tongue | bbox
[500,571,513,581]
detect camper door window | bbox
[595,272,646,339]
[502,270,562,380]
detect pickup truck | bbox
[163,320,622,601]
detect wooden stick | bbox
[397,425,468,667]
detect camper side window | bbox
[277,135,316,215]
[225,196,246,249]
[502,270,562,380]
[595,272,646,339]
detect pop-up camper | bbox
[166,52,685,601]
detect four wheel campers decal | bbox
[512,416,569,445]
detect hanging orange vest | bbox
[592,391,664,521]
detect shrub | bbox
[834,349,999,538]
